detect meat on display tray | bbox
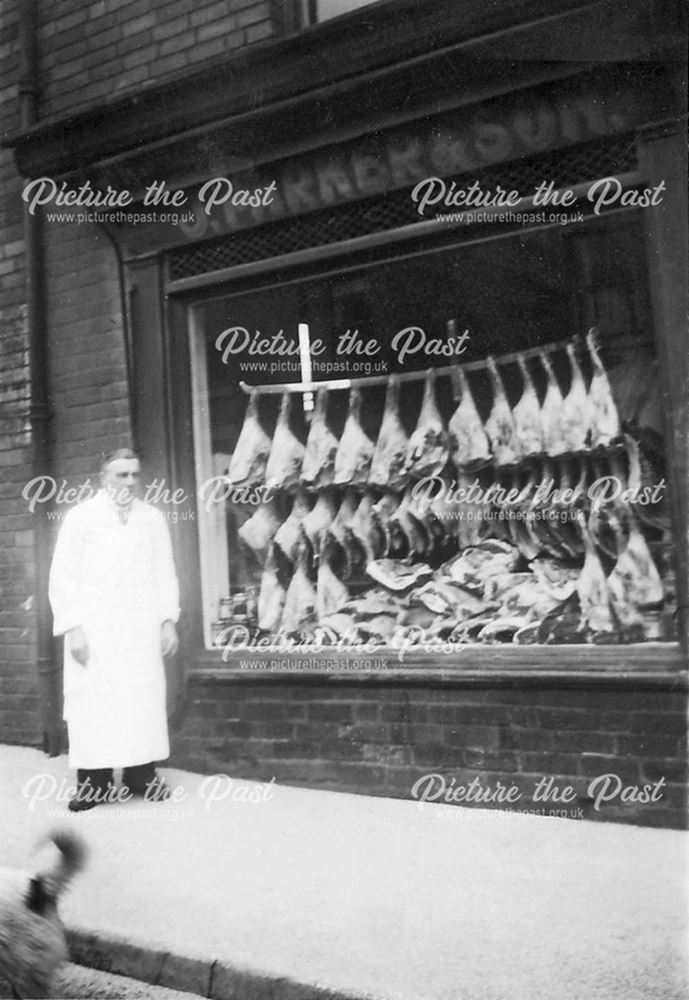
[210,329,676,650]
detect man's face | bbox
[101,458,141,507]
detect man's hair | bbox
[100,448,141,471]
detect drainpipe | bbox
[19,0,61,755]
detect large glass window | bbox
[190,214,675,652]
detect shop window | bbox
[189,213,676,654]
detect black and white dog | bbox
[0,830,86,999]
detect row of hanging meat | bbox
[230,435,672,644]
[245,508,670,646]
[227,329,622,490]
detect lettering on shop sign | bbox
[111,76,660,244]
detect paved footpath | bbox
[55,963,205,999]
[0,745,686,1000]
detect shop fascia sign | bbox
[115,75,661,248]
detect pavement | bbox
[0,745,687,1000]
[56,963,206,999]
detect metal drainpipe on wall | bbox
[19,0,62,755]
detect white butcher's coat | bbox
[48,491,180,769]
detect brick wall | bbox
[170,676,689,829]
[35,0,285,120]
[0,1,41,747]
[44,219,131,484]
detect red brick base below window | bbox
[169,672,688,829]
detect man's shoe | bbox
[122,774,171,802]
[144,776,171,802]
[68,794,98,813]
[68,780,116,812]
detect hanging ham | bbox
[317,534,350,619]
[327,489,360,578]
[448,367,491,468]
[273,488,312,564]
[369,375,409,490]
[301,488,338,555]
[560,342,590,452]
[512,354,543,456]
[345,490,381,566]
[539,350,568,457]
[257,546,288,632]
[586,329,621,446]
[227,391,272,486]
[607,508,663,632]
[237,497,282,561]
[607,437,664,631]
[281,532,317,634]
[265,392,306,490]
[404,369,449,478]
[389,485,431,559]
[301,388,339,488]
[485,356,520,465]
[371,491,400,558]
[333,387,375,485]
[577,517,614,635]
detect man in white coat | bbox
[49,449,180,812]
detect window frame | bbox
[180,203,681,664]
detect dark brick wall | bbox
[43,219,131,483]
[170,676,689,829]
[0,2,41,747]
[35,0,284,119]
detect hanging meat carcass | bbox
[327,489,360,578]
[237,497,282,561]
[301,488,338,557]
[301,388,339,488]
[485,356,521,465]
[389,484,432,560]
[512,354,543,456]
[371,491,401,557]
[280,531,317,634]
[333,387,375,485]
[265,392,306,490]
[586,329,621,446]
[345,490,381,566]
[316,534,350,619]
[448,367,491,468]
[577,516,614,635]
[607,435,664,628]
[607,508,663,632]
[273,488,312,564]
[407,479,446,556]
[257,545,288,632]
[369,375,409,490]
[539,349,568,456]
[561,342,590,452]
[404,369,450,478]
[227,391,272,486]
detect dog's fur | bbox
[0,830,86,999]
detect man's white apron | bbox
[49,492,179,769]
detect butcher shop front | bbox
[145,10,686,824]
[11,0,686,824]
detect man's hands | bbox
[67,625,89,666]
[67,622,178,662]
[161,620,179,658]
